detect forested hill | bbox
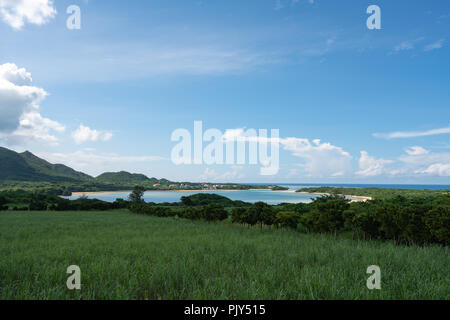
[0,147,170,191]
[95,171,160,185]
[0,147,92,182]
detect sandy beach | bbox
[298,191,372,202]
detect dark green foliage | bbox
[95,171,159,185]
[181,207,202,220]
[301,196,350,234]
[0,191,129,212]
[201,204,228,222]
[243,207,259,227]
[128,185,145,203]
[270,185,289,191]
[274,211,301,229]
[230,203,276,228]
[28,193,48,211]
[424,206,450,245]
[298,186,448,200]
[227,194,449,246]
[261,205,276,227]
[231,207,247,224]
[180,193,250,207]
[129,203,176,218]
[297,194,450,246]
[0,195,8,211]
[131,201,227,222]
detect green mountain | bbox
[95,171,161,185]
[0,147,47,181]
[0,147,91,182]
[0,147,168,187]
[20,151,93,181]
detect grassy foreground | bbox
[0,210,448,300]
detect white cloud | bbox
[223,128,352,178]
[417,163,450,177]
[281,138,352,178]
[0,0,56,30]
[199,168,217,181]
[373,126,450,139]
[0,63,65,145]
[424,39,445,52]
[71,125,113,144]
[397,149,450,177]
[391,38,424,53]
[356,151,393,177]
[12,111,65,144]
[35,44,284,82]
[199,166,245,181]
[220,166,246,180]
[394,41,414,52]
[281,0,315,10]
[37,150,166,175]
[405,146,429,156]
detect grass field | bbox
[0,210,449,300]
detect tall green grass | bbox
[0,210,448,300]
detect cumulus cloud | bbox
[223,128,352,178]
[352,147,450,178]
[0,0,56,30]
[417,163,450,176]
[398,149,450,177]
[71,125,113,145]
[281,138,352,178]
[356,151,393,177]
[0,63,65,145]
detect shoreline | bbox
[70,189,372,203]
[70,189,269,196]
[299,191,372,202]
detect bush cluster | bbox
[297,195,449,246]
[130,202,228,222]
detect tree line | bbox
[128,186,449,246]
[1,186,448,246]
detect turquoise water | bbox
[66,186,320,205]
[64,183,450,205]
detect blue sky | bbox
[0,0,449,184]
